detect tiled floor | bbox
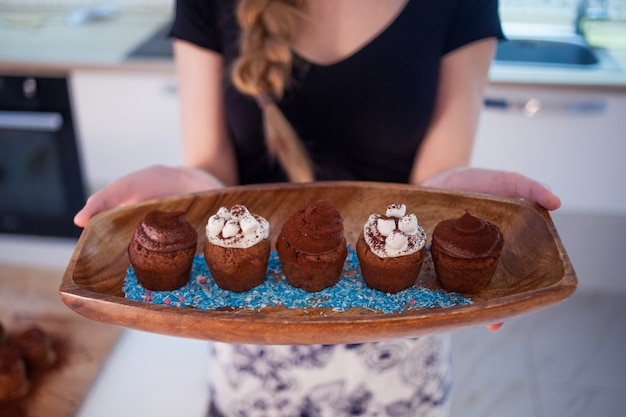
[450,288,626,417]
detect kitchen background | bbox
[0,0,625,416]
[2,0,626,16]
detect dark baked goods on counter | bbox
[0,347,30,401]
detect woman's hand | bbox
[74,164,224,227]
[421,167,561,211]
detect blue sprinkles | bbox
[123,246,472,314]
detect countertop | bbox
[1,6,626,88]
[0,242,209,417]
[0,7,174,73]
[489,51,626,88]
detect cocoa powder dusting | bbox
[364,215,396,253]
[134,210,197,252]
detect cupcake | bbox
[0,322,6,347]
[356,203,428,293]
[276,200,347,292]
[203,205,270,292]
[430,211,504,293]
[9,327,56,373]
[128,210,198,291]
[0,347,30,401]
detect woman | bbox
[75,1,561,416]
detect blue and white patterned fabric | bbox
[208,334,452,417]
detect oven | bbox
[0,75,86,238]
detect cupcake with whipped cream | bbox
[356,203,427,293]
[203,205,270,292]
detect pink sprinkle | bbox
[409,299,416,305]
[164,297,171,305]
[197,276,207,285]
[178,296,185,302]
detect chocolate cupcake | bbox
[0,347,30,401]
[276,200,347,292]
[431,211,504,293]
[356,203,428,293]
[128,210,198,291]
[0,322,6,347]
[10,327,56,373]
[203,205,271,292]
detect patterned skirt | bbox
[207,334,452,417]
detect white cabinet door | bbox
[70,69,182,193]
[472,83,626,215]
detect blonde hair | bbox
[231,0,314,182]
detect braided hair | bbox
[231,0,314,182]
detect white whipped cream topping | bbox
[363,203,426,258]
[206,205,269,249]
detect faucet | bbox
[575,0,610,35]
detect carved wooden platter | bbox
[59,181,577,345]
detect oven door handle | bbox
[0,111,63,131]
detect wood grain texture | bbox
[59,181,577,345]
[0,265,121,417]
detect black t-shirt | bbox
[170,0,504,184]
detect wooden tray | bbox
[59,181,577,345]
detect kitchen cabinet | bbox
[70,68,182,192]
[472,83,626,293]
[472,83,626,215]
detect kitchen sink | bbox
[496,38,599,66]
[127,21,173,59]
[494,24,621,71]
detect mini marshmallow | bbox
[207,215,226,237]
[386,203,406,218]
[386,229,408,251]
[377,218,396,236]
[398,213,418,235]
[229,204,249,219]
[239,215,260,234]
[216,207,231,220]
[221,219,240,238]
